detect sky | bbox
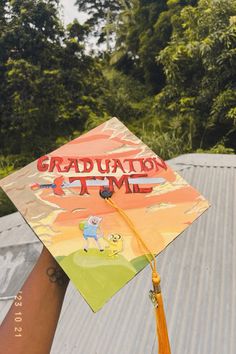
[60,0,99,52]
[60,0,88,25]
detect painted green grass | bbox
[56,255,66,263]
[130,255,150,272]
[59,248,137,312]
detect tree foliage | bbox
[0,0,107,157]
[1,0,236,216]
[110,0,198,93]
[155,0,236,151]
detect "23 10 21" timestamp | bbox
[14,290,23,337]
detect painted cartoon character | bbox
[80,216,104,252]
[103,233,124,257]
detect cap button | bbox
[99,187,113,199]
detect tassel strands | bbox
[152,272,171,354]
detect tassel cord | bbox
[105,197,171,354]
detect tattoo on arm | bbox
[46,267,69,286]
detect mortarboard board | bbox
[0,117,210,351]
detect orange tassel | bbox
[152,273,171,354]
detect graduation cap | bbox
[0,118,210,353]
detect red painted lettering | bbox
[107,175,132,193]
[37,156,49,172]
[111,159,126,173]
[48,157,64,172]
[80,158,93,173]
[130,174,153,193]
[153,157,167,171]
[96,159,111,173]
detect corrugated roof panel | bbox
[150,163,236,354]
[0,300,12,325]
[0,211,41,248]
[0,243,41,298]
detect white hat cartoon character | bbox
[79,216,104,252]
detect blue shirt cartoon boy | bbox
[80,216,104,252]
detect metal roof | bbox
[0,153,235,354]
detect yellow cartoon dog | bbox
[103,234,124,257]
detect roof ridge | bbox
[0,223,23,235]
[169,153,236,168]
[174,162,236,169]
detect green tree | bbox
[0,0,107,158]
[112,0,198,93]
[156,0,236,151]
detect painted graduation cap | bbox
[0,118,209,312]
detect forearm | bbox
[0,247,69,354]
